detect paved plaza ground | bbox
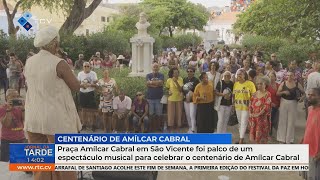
[0,89,307,180]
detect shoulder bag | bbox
[214,80,223,111]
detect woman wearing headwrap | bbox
[24,26,80,180]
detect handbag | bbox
[228,107,238,126]
[295,82,302,101]
[214,80,223,111]
[160,95,168,104]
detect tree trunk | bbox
[168,26,173,37]
[59,0,102,35]
[2,0,22,39]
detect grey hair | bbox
[83,62,90,66]
[223,71,232,77]
[256,76,271,86]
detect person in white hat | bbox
[117,55,125,67]
[117,55,126,64]
[24,26,80,180]
[302,60,313,91]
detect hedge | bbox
[160,34,202,51]
[0,31,202,62]
[240,35,320,66]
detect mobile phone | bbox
[12,99,23,106]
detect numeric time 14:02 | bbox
[27,157,45,163]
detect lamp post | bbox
[222,28,224,41]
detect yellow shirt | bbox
[166,77,183,101]
[233,80,256,111]
[193,83,214,104]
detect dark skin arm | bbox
[56,61,80,92]
[131,105,141,119]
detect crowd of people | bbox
[0,25,319,180]
[71,44,320,147]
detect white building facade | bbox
[204,12,240,45]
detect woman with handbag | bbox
[216,71,234,133]
[183,67,200,133]
[277,71,305,144]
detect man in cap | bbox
[302,60,313,90]
[74,54,85,70]
[117,55,125,66]
[24,26,81,180]
[306,61,320,114]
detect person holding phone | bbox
[0,89,25,162]
[277,70,305,144]
[78,62,98,132]
[193,72,214,133]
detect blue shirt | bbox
[146,72,164,99]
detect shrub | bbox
[158,34,202,52]
[60,35,87,61]
[60,30,131,61]
[0,33,9,56]
[174,34,202,50]
[8,36,36,63]
[153,36,164,55]
[160,36,175,50]
[215,44,243,51]
[241,34,287,54]
[84,31,130,60]
[277,43,314,66]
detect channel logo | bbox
[18,12,33,31]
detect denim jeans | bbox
[147,99,162,116]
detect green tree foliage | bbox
[60,30,131,61]
[107,4,144,37]
[240,34,320,66]
[234,0,320,42]
[141,0,210,37]
[241,35,287,54]
[109,0,209,37]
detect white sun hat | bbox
[34,25,59,48]
[117,55,125,60]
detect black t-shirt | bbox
[216,80,234,106]
[0,61,7,79]
[183,77,200,101]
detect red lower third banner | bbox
[9,163,55,171]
